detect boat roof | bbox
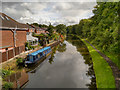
[28,46,51,56]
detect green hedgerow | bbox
[3,82,13,89]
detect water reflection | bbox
[66,35,96,88]
[4,69,28,88]
[49,42,66,64]
[29,55,52,73]
[25,38,96,88]
[57,42,66,52]
[49,45,58,64]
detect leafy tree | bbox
[56,24,66,35]
[46,23,54,37]
[66,2,119,55]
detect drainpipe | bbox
[10,27,17,57]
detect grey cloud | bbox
[1,1,97,25]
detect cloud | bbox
[1,1,97,26]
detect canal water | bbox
[5,36,96,88]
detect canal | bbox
[6,36,96,88]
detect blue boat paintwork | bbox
[25,46,51,64]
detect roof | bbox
[0,12,29,30]
[29,46,51,56]
[30,25,46,31]
[30,25,40,29]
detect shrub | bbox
[1,69,14,78]
[3,82,13,89]
[16,57,24,65]
[32,32,35,36]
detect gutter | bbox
[0,27,28,30]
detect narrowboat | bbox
[25,46,51,64]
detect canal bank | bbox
[82,39,120,89]
[82,39,116,88]
[67,34,116,88]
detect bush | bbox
[25,41,36,50]
[1,69,14,78]
[16,57,24,65]
[3,82,13,89]
[32,32,35,36]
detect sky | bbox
[0,0,97,26]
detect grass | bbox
[88,41,120,70]
[104,52,120,69]
[81,39,116,88]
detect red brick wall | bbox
[0,52,2,63]
[1,45,25,63]
[8,49,14,59]
[16,31,26,47]
[0,30,14,47]
[15,47,19,55]
[2,52,7,62]
[20,45,25,53]
[0,30,26,48]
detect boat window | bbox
[36,55,38,58]
[27,56,29,61]
[30,56,32,60]
[40,53,42,56]
[38,54,40,58]
[33,56,36,61]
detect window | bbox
[0,15,4,20]
[5,16,9,20]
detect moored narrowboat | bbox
[25,46,51,64]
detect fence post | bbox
[13,47,15,57]
[6,49,8,61]
[19,46,20,54]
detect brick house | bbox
[30,25,48,34]
[0,13,29,63]
[26,25,38,46]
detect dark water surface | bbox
[24,36,96,88]
[6,36,96,88]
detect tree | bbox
[66,2,119,55]
[46,23,54,37]
[56,24,66,35]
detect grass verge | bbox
[88,42,120,70]
[81,39,116,88]
[103,52,120,69]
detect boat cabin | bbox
[25,46,51,64]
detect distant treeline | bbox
[66,2,120,55]
[29,23,49,28]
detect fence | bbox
[0,45,25,63]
